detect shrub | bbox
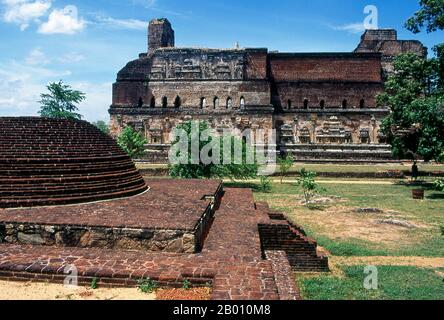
[277,154,293,184]
[182,279,191,290]
[296,168,323,203]
[117,126,147,159]
[137,278,157,294]
[90,277,98,290]
[433,179,444,192]
[258,176,272,193]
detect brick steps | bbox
[0,117,147,208]
[0,185,148,208]
[0,178,145,198]
[0,163,137,177]
[258,202,329,272]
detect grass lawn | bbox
[297,265,444,300]
[228,181,444,257]
[225,179,444,300]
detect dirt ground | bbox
[0,281,156,300]
[272,196,424,248]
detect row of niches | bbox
[135,96,247,109]
[283,98,370,110]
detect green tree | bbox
[405,0,444,33]
[92,120,110,135]
[377,52,444,161]
[169,121,258,179]
[39,80,85,120]
[117,126,147,159]
[277,154,293,184]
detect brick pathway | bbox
[0,188,301,300]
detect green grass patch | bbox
[298,265,444,300]
[237,180,444,257]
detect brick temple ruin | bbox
[109,18,427,163]
[0,117,328,300]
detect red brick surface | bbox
[269,54,382,83]
[0,117,147,208]
[0,187,302,300]
[0,179,222,231]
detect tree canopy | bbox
[39,81,85,120]
[377,52,444,161]
[405,0,444,33]
[92,120,110,135]
[117,126,147,159]
[169,121,259,179]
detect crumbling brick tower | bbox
[148,18,175,53]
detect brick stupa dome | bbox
[0,117,148,208]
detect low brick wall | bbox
[258,208,329,272]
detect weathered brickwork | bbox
[0,179,223,253]
[0,186,305,300]
[109,19,427,162]
[0,117,147,208]
[355,29,427,77]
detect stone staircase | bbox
[282,143,394,163]
[0,117,148,208]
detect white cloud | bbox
[38,5,85,34]
[58,52,85,63]
[72,81,112,121]
[0,59,110,121]
[25,48,50,65]
[96,16,147,30]
[2,0,52,30]
[0,60,72,116]
[330,22,366,34]
[131,0,156,8]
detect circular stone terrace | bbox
[0,117,328,300]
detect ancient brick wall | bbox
[109,109,274,144]
[245,50,268,79]
[273,81,383,109]
[148,18,175,53]
[268,53,382,82]
[354,29,427,76]
[275,111,388,145]
[108,22,428,162]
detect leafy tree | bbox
[92,120,110,135]
[39,80,85,120]
[296,168,323,203]
[377,52,444,161]
[169,121,258,179]
[277,154,293,184]
[405,0,444,33]
[117,126,147,159]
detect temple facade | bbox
[109,18,427,163]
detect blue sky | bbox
[0,0,442,121]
